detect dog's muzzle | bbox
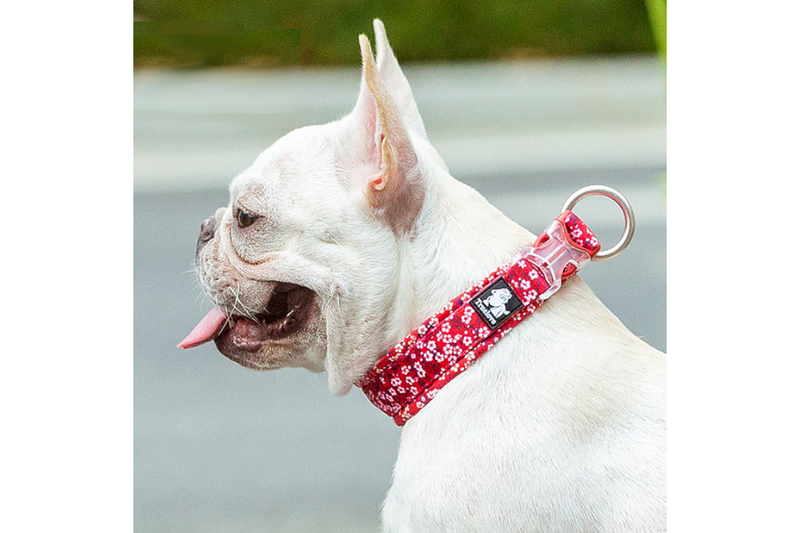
[180,207,320,358]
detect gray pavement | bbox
[134,57,665,533]
[135,57,665,193]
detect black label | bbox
[469,278,523,330]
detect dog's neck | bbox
[385,162,538,357]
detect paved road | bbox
[134,58,665,533]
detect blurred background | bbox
[134,2,665,532]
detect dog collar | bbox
[357,186,635,425]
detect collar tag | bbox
[470,277,524,330]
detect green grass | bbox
[134,0,657,68]
[644,0,666,65]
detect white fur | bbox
[198,20,666,532]
[379,163,665,533]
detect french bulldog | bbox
[180,20,666,532]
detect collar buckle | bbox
[524,218,592,301]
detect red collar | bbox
[357,210,602,425]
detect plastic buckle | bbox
[525,219,592,301]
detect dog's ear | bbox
[372,19,427,141]
[342,32,425,236]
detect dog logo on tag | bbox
[480,289,513,318]
[470,278,523,329]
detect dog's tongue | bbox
[178,307,228,349]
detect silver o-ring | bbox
[561,185,635,262]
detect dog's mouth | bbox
[178,282,316,353]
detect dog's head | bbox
[181,21,446,394]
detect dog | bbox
[180,20,666,532]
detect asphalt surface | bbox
[134,57,665,533]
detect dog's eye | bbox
[236,208,259,228]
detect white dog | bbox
[180,20,666,532]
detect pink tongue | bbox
[178,307,229,349]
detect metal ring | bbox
[561,185,635,262]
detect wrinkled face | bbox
[184,24,431,394]
[193,125,401,377]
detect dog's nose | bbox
[197,215,217,249]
